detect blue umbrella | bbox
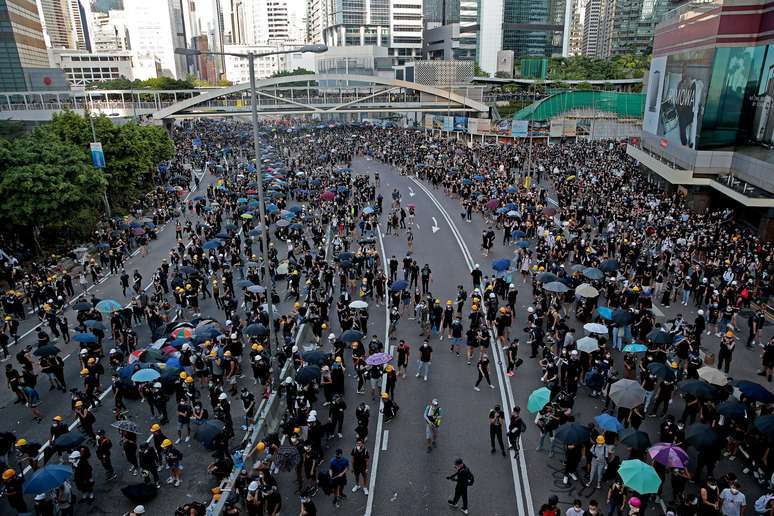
[288,206,303,214]
[266,204,278,214]
[595,413,624,433]
[461,178,472,185]
[131,369,161,383]
[249,228,263,236]
[597,307,614,320]
[622,343,648,353]
[237,197,248,203]
[512,230,527,238]
[496,207,509,214]
[472,175,484,181]
[73,332,97,343]
[202,240,222,250]
[193,195,206,201]
[363,207,375,215]
[390,280,409,291]
[735,380,774,403]
[506,186,517,193]
[514,240,531,249]
[95,242,110,250]
[491,258,511,271]
[83,320,105,330]
[95,299,122,313]
[53,432,86,451]
[23,465,73,495]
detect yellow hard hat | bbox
[224,351,232,357]
[321,323,327,329]
[2,468,15,480]
[447,300,453,305]
[596,435,605,445]
[150,424,161,432]
[471,304,478,311]
[671,361,679,369]
[726,331,735,337]
[185,376,194,384]
[53,416,63,422]
[179,372,188,379]
[293,427,301,434]
[294,302,301,309]
[256,441,266,453]
[251,343,260,351]
[209,350,217,357]
[335,356,342,363]
[161,439,173,448]
[15,439,26,447]
[381,392,389,400]
[385,365,394,372]
[4,316,11,321]
[256,345,264,352]
[75,401,83,408]
[80,368,89,376]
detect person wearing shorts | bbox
[329,449,349,508]
[176,400,192,444]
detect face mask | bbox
[730,488,738,495]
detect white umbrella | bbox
[349,300,368,309]
[584,322,609,334]
[697,366,728,386]
[576,336,599,353]
[575,283,599,298]
[609,379,646,409]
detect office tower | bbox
[582,0,602,56]
[37,0,92,51]
[305,0,328,44]
[243,0,290,45]
[0,0,50,90]
[92,9,129,51]
[602,0,668,56]
[286,0,306,43]
[478,0,571,74]
[124,0,187,79]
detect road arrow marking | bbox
[431,217,440,233]
[408,187,415,197]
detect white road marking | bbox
[381,430,389,451]
[431,217,440,234]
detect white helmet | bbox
[218,392,228,400]
[133,506,146,514]
[248,481,259,492]
[697,309,704,316]
[527,307,534,313]
[109,348,116,354]
[328,333,336,340]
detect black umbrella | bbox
[302,350,326,366]
[598,259,619,273]
[612,309,635,326]
[272,444,301,472]
[647,329,673,346]
[33,345,61,357]
[583,267,604,281]
[121,483,158,504]
[193,420,225,450]
[717,400,748,420]
[295,365,322,385]
[554,422,590,445]
[244,324,268,337]
[620,429,652,450]
[678,379,718,401]
[73,301,92,311]
[647,362,675,381]
[754,415,774,439]
[340,330,364,344]
[53,431,86,451]
[685,423,723,452]
[179,266,198,275]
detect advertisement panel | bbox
[424,114,434,129]
[494,119,512,135]
[468,118,492,134]
[644,48,714,149]
[443,116,454,131]
[511,120,528,137]
[549,119,564,137]
[563,119,577,137]
[432,115,444,130]
[453,116,467,132]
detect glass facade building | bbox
[0,0,49,91]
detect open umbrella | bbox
[73,301,92,311]
[131,369,161,383]
[53,431,86,451]
[598,259,619,273]
[685,423,722,451]
[83,320,106,330]
[609,379,646,408]
[111,420,140,434]
[302,350,326,366]
[575,284,599,298]
[236,279,254,288]
[247,285,266,294]
[273,444,301,472]
[584,323,609,335]
[244,324,268,337]
[349,300,368,309]
[527,387,552,413]
[620,429,651,450]
[717,400,748,420]
[203,240,222,250]
[390,280,409,291]
[73,332,97,344]
[618,460,661,494]
[647,329,672,346]
[295,365,321,385]
[95,299,122,313]
[576,337,599,353]
[648,443,689,468]
[612,309,635,326]
[754,415,774,439]
[647,362,676,381]
[33,345,61,357]
[622,343,648,353]
[595,413,624,433]
[366,353,392,366]
[536,272,558,283]
[697,366,728,386]
[23,465,73,495]
[121,483,158,504]
[583,267,604,281]
[340,330,364,343]
[544,281,569,294]
[492,259,511,272]
[170,327,193,339]
[678,379,717,401]
[194,419,225,450]
[555,422,590,445]
[597,307,614,320]
[735,380,774,403]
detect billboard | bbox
[468,118,492,134]
[563,119,577,137]
[424,114,434,129]
[453,116,467,132]
[443,116,454,131]
[549,119,564,137]
[511,120,528,137]
[432,115,444,130]
[494,119,512,135]
[642,49,714,149]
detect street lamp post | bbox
[174,44,326,377]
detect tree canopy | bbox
[546,55,650,81]
[87,76,196,90]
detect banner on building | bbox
[512,120,529,137]
[453,116,467,132]
[494,119,512,135]
[424,114,434,129]
[563,119,577,137]
[467,118,492,134]
[443,116,454,131]
[549,119,565,137]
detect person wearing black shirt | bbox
[447,458,473,514]
[488,405,506,456]
[350,440,370,495]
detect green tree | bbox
[473,62,490,78]
[269,68,315,78]
[0,127,107,250]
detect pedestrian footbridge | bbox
[0,74,491,122]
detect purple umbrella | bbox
[648,442,689,469]
[131,227,146,236]
[366,353,392,366]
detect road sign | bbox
[90,142,106,169]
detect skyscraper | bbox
[124,0,187,79]
[0,0,50,90]
[478,0,572,73]
[603,0,668,56]
[36,0,92,51]
[582,0,602,56]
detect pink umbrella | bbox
[131,227,145,236]
[320,191,335,202]
[647,442,689,469]
[485,199,499,210]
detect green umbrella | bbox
[618,459,661,494]
[528,387,552,413]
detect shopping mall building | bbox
[627,0,774,238]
